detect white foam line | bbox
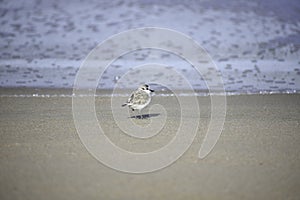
[0,90,299,98]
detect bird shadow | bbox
[129,113,160,119]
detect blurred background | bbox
[0,0,299,93]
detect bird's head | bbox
[139,84,154,92]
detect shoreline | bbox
[0,87,299,97]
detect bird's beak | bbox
[149,89,154,92]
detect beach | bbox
[1,0,300,199]
[0,91,299,200]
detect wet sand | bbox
[0,91,299,200]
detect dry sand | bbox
[0,91,299,200]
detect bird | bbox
[122,84,154,118]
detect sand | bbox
[0,91,299,200]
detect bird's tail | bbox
[121,103,127,107]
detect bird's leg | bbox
[139,109,143,119]
[131,108,135,118]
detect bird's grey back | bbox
[128,90,150,105]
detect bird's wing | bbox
[132,90,149,104]
[127,92,135,104]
